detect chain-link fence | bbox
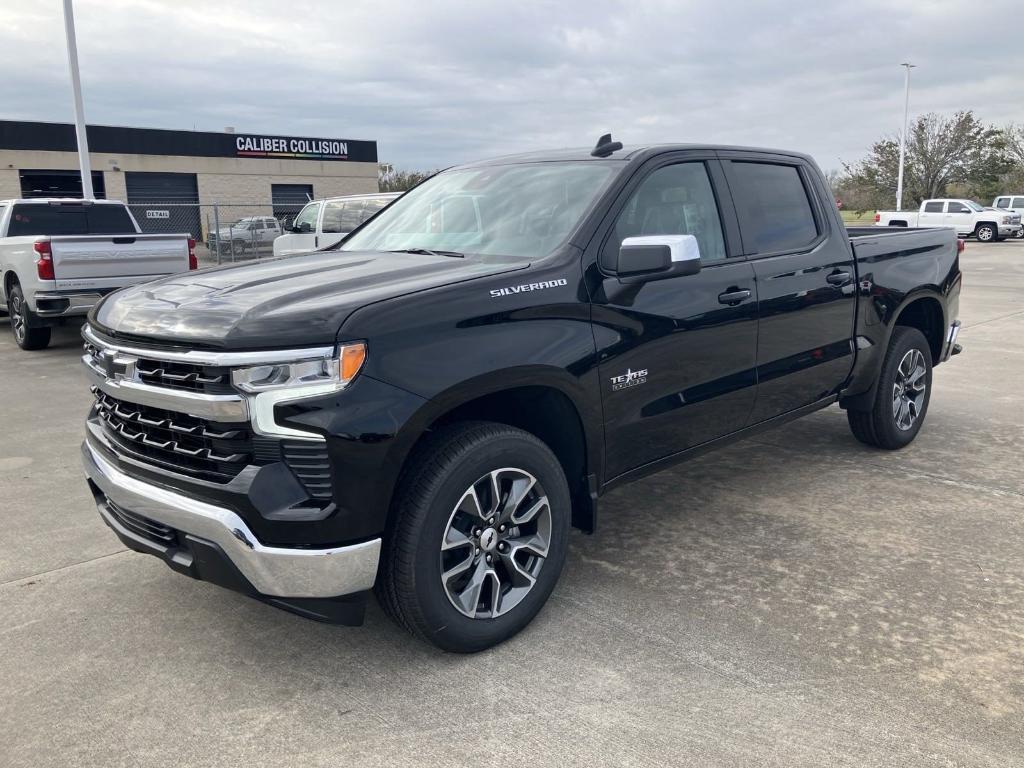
[125,201,309,266]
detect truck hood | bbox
[91,250,526,350]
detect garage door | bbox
[20,169,106,199]
[125,172,201,239]
[272,183,313,228]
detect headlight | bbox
[231,342,366,394]
[1002,216,1011,224]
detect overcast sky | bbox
[0,0,1021,171]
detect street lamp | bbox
[61,0,93,199]
[895,62,916,212]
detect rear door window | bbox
[321,201,366,233]
[7,203,136,236]
[728,162,819,254]
[361,197,391,220]
[923,201,944,213]
[1012,197,1024,209]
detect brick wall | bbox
[0,169,21,199]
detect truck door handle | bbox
[718,288,752,305]
[826,271,852,285]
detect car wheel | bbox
[377,421,570,652]
[7,284,51,351]
[975,223,996,242]
[847,326,932,450]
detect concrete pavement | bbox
[1,239,1022,767]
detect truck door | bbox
[275,201,321,255]
[591,156,758,478]
[720,154,857,423]
[945,201,974,234]
[918,200,946,227]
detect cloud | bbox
[0,0,1020,171]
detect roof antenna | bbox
[591,132,623,158]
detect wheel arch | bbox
[386,371,601,535]
[841,288,946,411]
[892,293,945,364]
[2,268,19,302]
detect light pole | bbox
[61,0,93,199]
[895,62,916,212]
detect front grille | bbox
[106,499,177,545]
[96,391,255,482]
[84,341,234,395]
[94,392,335,504]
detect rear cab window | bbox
[7,203,137,236]
[727,161,820,254]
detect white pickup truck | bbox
[993,195,1024,238]
[875,198,1023,242]
[0,198,195,350]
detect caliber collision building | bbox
[0,120,379,240]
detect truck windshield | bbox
[341,162,618,259]
[964,201,984,212]
[8,203,136,236]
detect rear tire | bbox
[975,223,996,242]
[8,284,51,351]
[377,421,571,652]
[847,326,932,450]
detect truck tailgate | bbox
[50,234,189,290]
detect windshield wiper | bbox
[389,247,465,258]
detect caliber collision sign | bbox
[235,135,350,161]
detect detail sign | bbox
[145,210,170,219]
[235,135,349,160]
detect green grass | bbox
[841,210,877,226]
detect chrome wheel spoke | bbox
[498,549,537,589]
[442,526,472,552]
[507,531,550,560]
[454,559,489,615]
[511,495,548,526]
[457,485,487,522]
[441,548,475,584]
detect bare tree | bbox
[840,111,1011,208]
[378,164,437,192]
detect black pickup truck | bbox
[81,137,962,652]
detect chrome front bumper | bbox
[82,440,380,598]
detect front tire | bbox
[847,326,932,449]
[975,223,996,242]
[7,284,51,351]
[377,422,571,652]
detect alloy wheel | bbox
[892,348,927,431]
[10,294,25,344]
[440,468,551,619]
[977,226,994,242]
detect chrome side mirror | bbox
[614,235,702,284]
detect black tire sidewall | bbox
[976,224,995,242]
[873,327,932,448]
[406,428,570,652]
[8,284,50,351]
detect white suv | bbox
[993,195,1024,238]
